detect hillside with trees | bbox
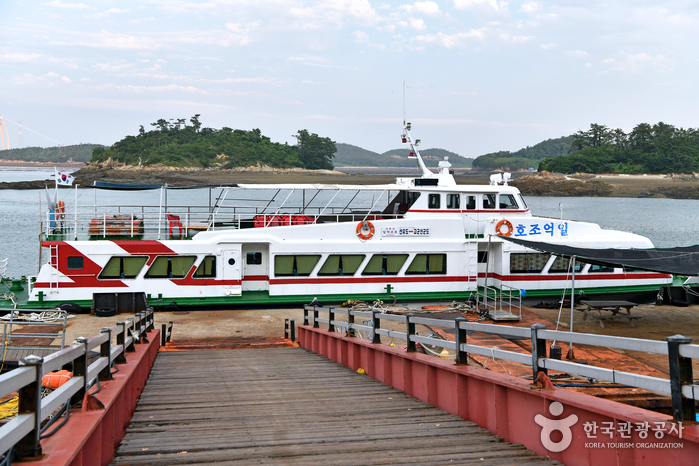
[335,143,472,167]
[91,115,336,170]
[539,123,699,174]
[0,144,101,163]
[472,136,573,171]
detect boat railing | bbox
[43,205,402,240]
[0,309,154,461]
[476,283,522,321]
[303,304,699,423]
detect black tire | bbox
[162,302,180,313]
[57,302,88,314]
[95,307,116,317]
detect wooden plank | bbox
[111,348,559,465]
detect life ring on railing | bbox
[56,201,65,220]
[495,219,513,237]
[356,220,375,240]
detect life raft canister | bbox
[495,219,513,237]
[356,220,375,240]
[42,370,72,389]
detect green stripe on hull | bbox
[516,283,663,299]
[21,290,471,310]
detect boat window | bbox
[518,194,528,209]
[499,194,519,209]
[428,194,440,209]
[67,256,83,270]
[464,195,476,210]
[274,255,320,277]
[406,254,446,275]
[589,264,615,273]
[99,256,148,279]
[446,194,460,209]
[194,256,216,278]
[246,252,262,265]
[549,256,583,273]
[510,253,550,273]
[362,254,408,276]
[482,194,496,209]
[318,255,365,276]
[145,256,196,279]
[478,251,488,263]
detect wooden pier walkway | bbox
[111,348,559,465]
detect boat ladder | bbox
[49,244,59,292]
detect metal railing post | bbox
[125,320,136,353]
[133,313,142,343]
[454,317,468,365]
[406,313,416,353]
[72,337,89,405]
[666,335,695,423]
[328,307,335,333]
[116,321,127,363]
[161,323,167,346]
[290,319,295,342]
[99,327,112,381]
[303,306,309,325]
[166,322,173,342]
[17,355,43,459]
[313,306,319,329]
[531,324,548,379]
[347,310,355,337]
[372,310,381,344]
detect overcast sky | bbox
[1,0,697,157]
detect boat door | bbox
[242,244,269,291]
[221,246,242,296]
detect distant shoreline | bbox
[0,160,85,167]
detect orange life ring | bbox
[496,219,513,237]
[356,220,375,240]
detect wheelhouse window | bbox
[145,256,196,278]
[510,253,550,274]
[549,256,583,273]
[478,251,488,263]
[99,256,148,279]
[318,255,365,276]
[67,256,83,270]
[499,194,519,209]
[446,194,460,209]
[274,255,320,277]
[464,195,476,210]
[406,254,446,275]
[589,264,615,273]
[246,252,262,265]
[482,194,496,209]
[518,194,528,209]
[194,256,216,278]
[428,194,441,209]
[362,254,408,276]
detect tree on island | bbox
[91,115,336,170]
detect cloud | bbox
[62,76,71,83]
[94,63,135,72]
[400,1,440,16]
[45,1,91,9]
[414,29,486,48]
[453,0,506,12]
[0,53,42,62]
[540,43,555,50]
[566,50,588,58]
[603,53,673,74]
[353,30,370,44]
[520,2,539,14]
[115,84,208,94]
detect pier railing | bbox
[0,309,154,462]
[303,305,699,423]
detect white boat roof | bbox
[232,182,521,193]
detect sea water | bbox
[0,167,698,280]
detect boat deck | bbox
[111,347,559,465]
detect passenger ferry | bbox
[23,123,671,310]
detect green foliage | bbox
[294,129,336,170]
[539,122,699,174]
[334,144,472,167]
[91,115,311,169]
[0,144,102,163]
[472,136,573,171]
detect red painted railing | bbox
[298,325,699,466]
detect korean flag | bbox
[56,170,75,186]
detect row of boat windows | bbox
[427,193,524,210]
[274,254,446,277]
[510,253,628,274]
[76,253,447,279]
